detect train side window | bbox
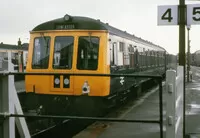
[32,36,50,69]
[128,45,134,68]
[110,43,114,65]
[119,42,125,52]
[53,36,74,69]
[111,42,117,66]
[77,36,99,70]
[134,48,139,67]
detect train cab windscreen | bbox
[53,36,74,69]
[32,37,50,69]
[77,36,99,70]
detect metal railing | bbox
[0,52,165,138]
[166,66,184,138]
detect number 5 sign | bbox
[187,4,200,25]
[158,4,200,25]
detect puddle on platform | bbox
[187,104,200,115]
[195,73,200,77]
[190,87,200,91]
[189,104,200,109]
[187,134,200,138]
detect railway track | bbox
[15,79,163,138]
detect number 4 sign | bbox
[158,4,200,26]
[158,5,178,25]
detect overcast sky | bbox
[1,0,200,54]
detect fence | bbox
[0,52,165,138]
[166,66,184,138]
[0,52,30,138]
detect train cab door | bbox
[50,36,75,94]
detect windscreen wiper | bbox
[88,32,94,50]
[40,33,49,54]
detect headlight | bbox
[64,14,71,21]
[64,78,69,85]
[63,75,70,88]
[54,78,60,85]
[82,81,90,94]
[54,76,60,88]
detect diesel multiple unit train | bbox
[23,14,176,116]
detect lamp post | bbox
[179,0,186,137]
[18,38,24,72]
[187,25,191,82]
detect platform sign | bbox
[158,4,200,26]
[187,4,200,25]
[157,5,178,25]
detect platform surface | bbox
[74,66,200,138]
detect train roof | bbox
[32,14,165,51]
[195,50,200,54]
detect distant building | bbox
[0,42,28,51]
[0,43,29,71]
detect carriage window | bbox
[32,37,50,69]
[77,36,99,70]
[53,36,74,69]
[119,42,125,52]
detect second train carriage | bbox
[191,50,200,67]
[24,14,166,115]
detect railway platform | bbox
[74,66,200,138]
[74,84,166,138]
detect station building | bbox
[0,42,28,72]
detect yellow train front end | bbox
[26,30,110,96]
[23,17,112,115]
